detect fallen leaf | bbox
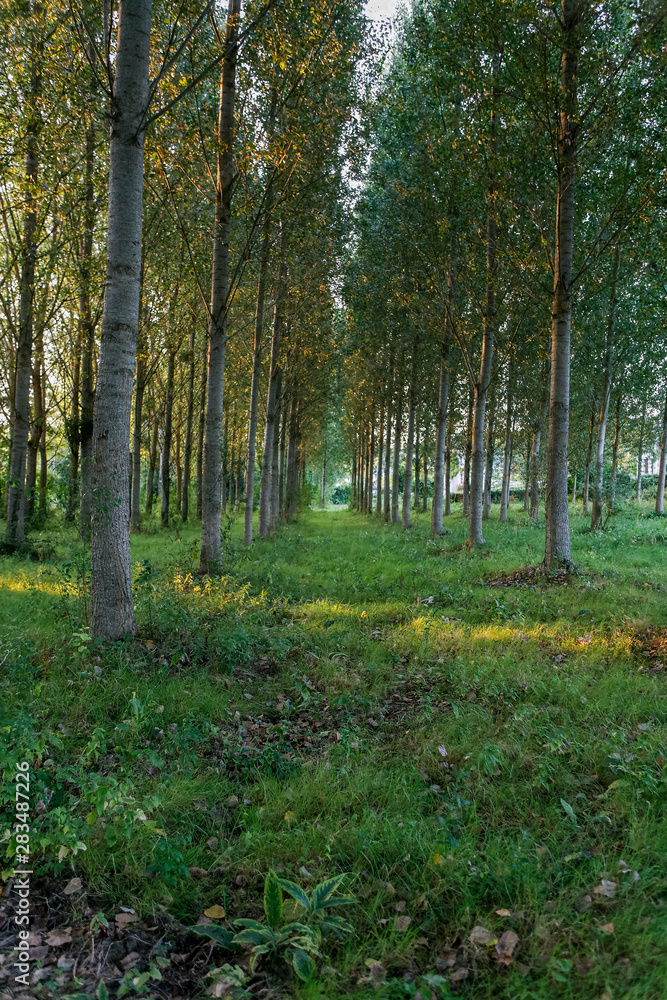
[396,899,406,912]
[438,745,448,757]
[600,922,614,934]
[284,810,296,824]
[618,859,631,873]
[227,795,239,808]
[495,908,511,916]
[436,949,457,970]
[115,912,139,928]
[206,837,220,852]
[369,963,386,980]
[450,967,469,982]
[592,880,617,898]
[204,904,226,919]
[63,877,82,896]
[189,867,208,878]
[496,929,520,963]
[396,915,412,932]
[470,925,496,946]
[46,928,72,947]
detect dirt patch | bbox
[484,564,574,588]
[630,626,667,673]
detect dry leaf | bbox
[592,880,617,898]
[438,745,448,757]
[396,900,406,912]
[204,904,226,919]
[436,948,457,970]
[600,922,614,934]
[46,928,72,947]
[115,912,139,928]
[396,915,412,932]
[495,908,511,916]
[496,929,520,963]
[284,810,296,824]
[450,967,469,982]
[189,867,208,878]
[470,925,496,946]
[63,877,82,896]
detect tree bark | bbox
[384,394,392,522]
[376,407,383,514]
[259,243,286,536]
[6,8,42,546]
[269,370,282,528]
[582,405,594,515]
[182,325,196,522]
[402,346,418,528]
[462,383,473,518]
[200,0,241,574]
[483,385,496,520]
[591,245,620,529]
[422,420,428,512]
[656,390,667,515]
[146,415,158,514]
[286,395,299,521]
[636,395,646,502]
[130,353,146,532]
[499,359,513,521]
[544,0,581,570]
[391,386,403,524]
[161,348,176,527]
[79,119,97,539]
[414,413,420,508]
[607,393,621,515]
[66,332,81,524]
[90,0,152,639]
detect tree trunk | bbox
[146,415,158,514]
[182,326,196,522]
[591,245,620,529]
[544,0,581,570]
[286,395,299,521]
[636,395,646,502]
[376,407,383,514]
[402,347,418,528]
[499,360,513,521]
[244,206,272,545]
[269,370,282,528]
[607,393,621,515]
[130,353,145,532]
[66,334,81,524]
[175,408,183,514]
[483,385,496,519]
[524,441,530,511]
[196,331,207,519]
[38,370,47,521]
[161,348,176,528]
[571,471,577,506]
[79,120,97,540]
[200,0,242,574]
[656,390,667,515]
[422,422,428,511]
[90,0,152,639]
[259,246,286,535]
[6,10,42,547]
[582,405,594,515]
[414,413,420,509]
[462,383,473,518]
[278,394,287,517]
[391,387,403,524]
[384,395,392,521]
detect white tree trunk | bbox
[90,0,152,639]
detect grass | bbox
[1,499,667,999]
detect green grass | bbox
[1,499,667,998]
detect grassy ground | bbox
[1,500,666,999]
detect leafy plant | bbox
[275,871,355,940]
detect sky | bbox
[365,0,402,22]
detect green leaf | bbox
[311,873,347,910]
[264,869,284,929]
[290,947,317,981]
[96,984,110,1000]
[560,798,578,825]
[321,914,354,937]
[276,876,311,911]
[232,928,271,946]
[233,918,265,930]
[188,924,237,949]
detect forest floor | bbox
[1,502,666,1000]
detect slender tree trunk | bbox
[38,371,47,521]
[571,470,577,506]
[402,347,418,528]
[392,387,403,524]
[6,11,42,547]
[483,385,496,519]
[66,337,81,523]
[414,413,420,509]
[278,395,287,517]
[422,423,428,511]
[90,0,152,639]
[182,326,196,522]
[196,332,207,519]
[244,206,272,545]
[286,396,299,521]
[376,407,383,514]
[161,349,176,527]
[607,393,621,515]
[130,354,145,532]
[26,329,45,523]
[146,415,158,514]
[524,441,530,512]
[384,396,392,522]
[582,405,594,515]
[259,245,286,535]
[544,0,581,570]
[591,245,619,529]
[200,0,242,574]
[79,121,96,539]
[636,395,646,502]
[462,384,473,517]
[656,390,667,515]
[499,361,513,521]
[269,370,282,528]
[445,380,455,516]
[176,409,183,513]
[222,409,229,512]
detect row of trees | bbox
[1,0,367,638]
[342,0,667,557]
